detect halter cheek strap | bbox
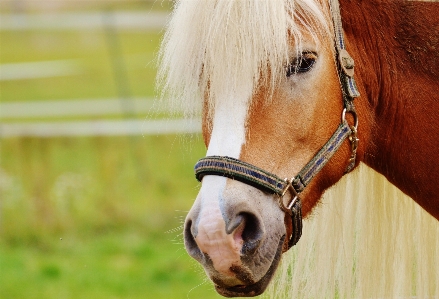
[193,0,360,250]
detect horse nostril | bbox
[227,213,263,256]
[184,219,203,260]
[242,213,263,255]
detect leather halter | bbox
[194,0,360,250]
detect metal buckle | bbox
[339,49,355,77]
[279,178,300,214]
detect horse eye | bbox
[286,52,317,77]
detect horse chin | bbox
[213,235,285,297]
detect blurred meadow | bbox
[0,1,222,298]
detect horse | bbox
[158,0,439,297]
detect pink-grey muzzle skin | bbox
[184,177,288,297]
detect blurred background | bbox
[0,1,222,298]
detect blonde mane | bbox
[263,165,439,298]
[157,0,330,117]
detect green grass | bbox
[0,135,225,299]
[0,231,220,299]
[0,30,161,103]
[1,135,204,237]
[0,7,223,296]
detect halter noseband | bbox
[194,0,360,250]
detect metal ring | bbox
[341,108,358,130]
[287,196,298,210]
[279,178,300,215]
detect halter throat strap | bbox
[193,0,360,250]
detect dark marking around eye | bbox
[286,51,318,77]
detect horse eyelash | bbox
[286,51,318,77]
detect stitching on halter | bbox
[195,156,286,195]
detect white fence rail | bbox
[0,98,164,118]
[0,119,201,138]
[0,12,170,31]
[0,99,198,137]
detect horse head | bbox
[159,0,366,296]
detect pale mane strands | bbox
[264,165,439,299]
[157,0,329,117]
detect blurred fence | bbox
[0,11,169,31]
[0,99,200,137]
[0,1,200,138]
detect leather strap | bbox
[194,122,351,197]
[195,156,286,195]
[330,0,361,101]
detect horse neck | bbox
[341,0,439,219]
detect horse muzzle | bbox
[184,175,288,296]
